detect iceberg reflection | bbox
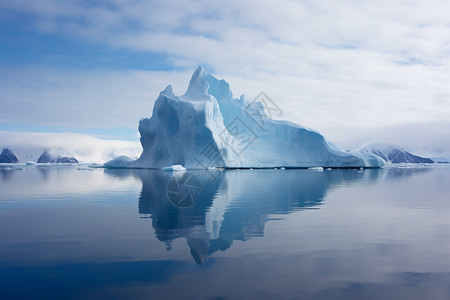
[114,169,387,264]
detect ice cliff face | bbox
[120,67,384,169]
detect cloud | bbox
[0,67,192,128]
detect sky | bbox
[1,0,449,157]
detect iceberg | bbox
[162,164,187,172]
[107,67,384,169]
[103,155,134,168]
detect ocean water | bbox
[1,165,450,299]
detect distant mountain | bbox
[0,148,19,163]
[0,131,141,164]
[37,149,79,164]
[357,143,434,164]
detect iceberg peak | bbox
[162,85,175,97]
[184,66,233,102]
[185,66,210,99]
[205,73,233,101]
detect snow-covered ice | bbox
[105,67,384,169]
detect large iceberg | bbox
[112,67,384,169]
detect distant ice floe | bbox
[162,165,187,172]
[308,167,324,171]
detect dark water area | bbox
[1,165,450,299]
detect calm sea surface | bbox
[1,165,450,299]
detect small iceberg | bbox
[308,167,324,171]
[162,164,186,172]
[26,161,36,165]
[76,166,94,171]
[103,155,133,168]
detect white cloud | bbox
[0,67,192,128]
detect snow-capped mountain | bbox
[357,143,434,164]
[0,148,19,163]
[37,149,79,163]
[107,67,384,169]
[0,131,142,164]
